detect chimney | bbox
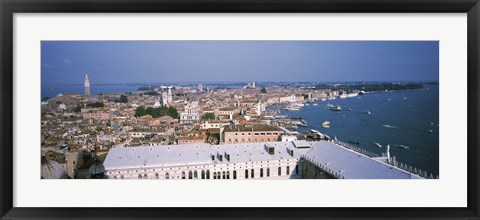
[265,144,275,155]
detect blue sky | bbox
[41,41,439,84]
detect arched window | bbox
[305,164,309,171]
[226,171,230,179]
[201,170,205,179]
[113,176,117,179]
[295,165,299,174]
[222,171,226,179]
[120,175,124,179]
[155,173,159,179]
[245,169,249,179]
[267,168,270,177]
[286,166,290,175]
[260,168,264,177]
[182,171,186,179]
[138,174,142,179]
[233,170,237,179]
[314,169,318,177]
[188,171,193,179]
[143,174,148,179]
[165,172,169,179]
[278,167,282,176]
[251,169,254,178]
[206,170,210,179]
[194,171,198,179]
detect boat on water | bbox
[330,105,342,111]
[348,108,352,111]
[322,121,330,128]
[365,111,372,115]
[326,103,334,108]
[428,130,434,133]
[358,90,366,95]
[320,98,327,101]
[339,94,348,99]
[312,103,318,106]
[374,142,382,148]
[283,106,301,111]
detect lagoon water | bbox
[41,84,140,98]
[282,85,439,176]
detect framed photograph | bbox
[1,0,479,219]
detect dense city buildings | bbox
[41,75,434,179]
[223,124,282,144]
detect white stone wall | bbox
[105,158,303,180]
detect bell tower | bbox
[84,74,90,96]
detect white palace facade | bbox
[103,140,425,180]
[103,141,311,180]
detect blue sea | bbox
[282,85,439,176]
[41,84,139,98]
[41,83,247,98]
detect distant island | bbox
[314,82,424,93]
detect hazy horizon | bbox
[42,41,439,84]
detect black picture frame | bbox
[1,0,479,219]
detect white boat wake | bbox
[393,144,410,149]
[382,124,397,128]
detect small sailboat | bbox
[374,142,382,148]
[365,111,372,115]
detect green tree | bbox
[168,106,179,118]
[73,105,82,113]
[86,102,104,108]
[202,113,215,120]
[136,105,179,118]
[115,95,129,103]
[135,106,148,117]
[260,87,267,94]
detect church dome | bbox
[41,157,68,179]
